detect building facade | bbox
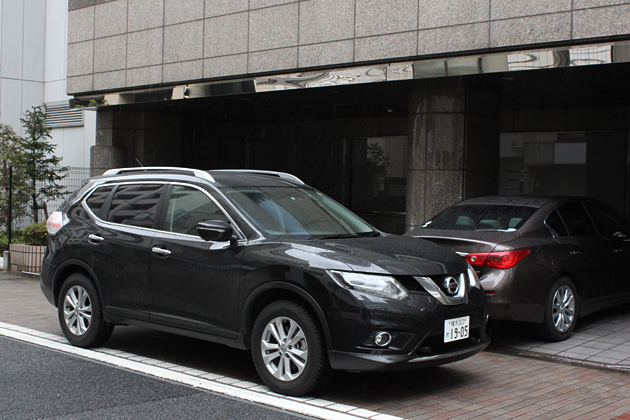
[66,0,630,233]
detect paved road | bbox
[2,272,630,419]
[0,336,309,420]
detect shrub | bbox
[22,223,47,245]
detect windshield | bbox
[422,204,537,231]
[225,186,375,239]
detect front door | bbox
[148,184,245,338]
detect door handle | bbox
[87,234,104,243]
[569,250,582,257]
[152,247,171,256]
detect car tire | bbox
[539,277,578,342]
[57,273,113,348]
[251,300,331,396]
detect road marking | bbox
[0,322,403,420]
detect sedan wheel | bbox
[251,300,331,396]
[58,273,113,347]
[539,278,579,341]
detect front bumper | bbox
[329,336,490,372]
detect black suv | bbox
[42,167,489,396]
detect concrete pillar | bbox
[90,108,126,176]
[405,85,500,232]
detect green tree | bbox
[20,106,69,223]
[0,124,30,233]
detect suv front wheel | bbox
[251,300,331,396]
[58,273,113,347]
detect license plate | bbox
[444,316,470,343]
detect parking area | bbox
[1,271,630,419]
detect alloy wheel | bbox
[260,316,309,381]
[552,285,575,333]
[63,285,92,336]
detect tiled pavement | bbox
[2,271,630,420]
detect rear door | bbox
[549,202,615,302]
[84,183,166,321]
[584,202,630,295]
[148,184,245,338]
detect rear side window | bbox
[106,184,165,228]
[421,205,537,231]
[586,204,630,238]
[85,186,114,218]
[545,210,568,237]
[555,202,595,237]
[163,185,230,236]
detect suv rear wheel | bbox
[58,273,113,347]
[251,300,331,396]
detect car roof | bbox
[455,195,576,208]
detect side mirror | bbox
[197,220,233,242]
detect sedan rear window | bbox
[422,205,537,231]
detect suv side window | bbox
[106,184,165,228]
[85,186,114,218]
[163,185,230,236]
[586,203,630,238]
[556,202,595,237]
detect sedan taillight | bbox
[464,249,530,269]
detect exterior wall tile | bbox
[248,47,298,73]
[356,0,418,37]
[573,0,630,8]
[94,35,127,73]
[67,75,94,93]
[163,60,203,82]
[128,0,164,32]
[418,0,489,29]
[203,54,248,78]
[205,0,249,17]
[67,41,94,76]
[163,21,204,63]
[68,7,94,43]
[250,0,295,9]
[299,0,354,45]
[128,28,163,68]
[490,12,572,48]
[573,4,630,39]
[298,40,354,68]
[355,32,417,62]
[249,4,298,52]
[69,0,95,11]
[418,22,489,55]
[165,0,204,25]
[204,12,248,57]
[127,65,163,86]
[491,0,572,19]
[94,0,127,38]
[94,70,126,90]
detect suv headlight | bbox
[329,271,409,300]
[467,264,481,288]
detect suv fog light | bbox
[374,331,392,347]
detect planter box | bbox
[9,244,46,275]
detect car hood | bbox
[289,235,468,276]
[405,228,522,253]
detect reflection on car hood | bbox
[291,235,468,276]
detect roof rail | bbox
[102,167,215,182]
[211,169,304,184]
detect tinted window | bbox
[106,184,165,228]
[556,202,595,237]
[85,186,114,217]
[586,203,630,238]
[545,210,568,237]
[421,205,537,231]
[163,185,230,236]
